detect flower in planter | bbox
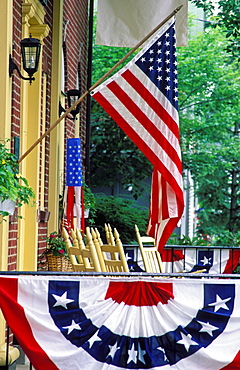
[0,139,35,218]
[44,232,68,257]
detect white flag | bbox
[96,0,188,47]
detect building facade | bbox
[0,0,88,271]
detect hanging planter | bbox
[0,139,35,220]
[0,199,16,215]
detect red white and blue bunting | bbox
[0,275,240,369]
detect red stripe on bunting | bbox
[0,278,59,370]
[220,350,240,369]
[105,281,174,306]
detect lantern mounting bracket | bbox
[9,55,35,84]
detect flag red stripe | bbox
[0,277,59,370]
[159,217,180,249]
[94,91,183,201]
[149,170,172,222]
[148,217,180,251]
[150,169,163,221]
[161,176,170,220]
[107,80,182,172]
[67,186,75,229]
[223,250,240,274]
[160,249,184,262]
[122,69,180,138]
[147,169,183,251]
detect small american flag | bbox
[92,17,184,251]
[65,138,83,230]
[66,138,82,187]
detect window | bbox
[39,0,47,6]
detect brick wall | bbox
[9,0,89,271]
[63,0,88,147]
[8,0,22,271]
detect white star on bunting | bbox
[138,342,146,364]
[108,342,119,359]
[52,291,74,309]
[127,343,138,364]
[198,321,219,336]
[177,332,199,351]
[62,319,81,335]
[208,295,231,312]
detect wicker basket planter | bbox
[47,253,73,272]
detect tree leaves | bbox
[178,27,240,234]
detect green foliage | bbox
[84,183,97,224]
[90,17,152,199]
[90,105,152,198]
[167,233,211,246]
[0,139,35,218]
[168,231,240,247]
[84,182,96,209]
[212,230,240,247]
[190,0,240,61]
[178,28,240,235]
[92,193,149,243]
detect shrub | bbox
[92,193,149,243]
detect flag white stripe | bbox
[116,72,181,157]
[128,64,179,124]
[98,88,183,186]
[166,181,179,218]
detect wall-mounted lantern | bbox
[9,35,42,85]
[59,89,81,120]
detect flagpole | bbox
[18,5,183,164]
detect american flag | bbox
[91,17,184,251]
[65,138,83,230]
[66,138,82,187]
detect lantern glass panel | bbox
[20,37,41,76]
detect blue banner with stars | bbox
[66,138,82,187]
